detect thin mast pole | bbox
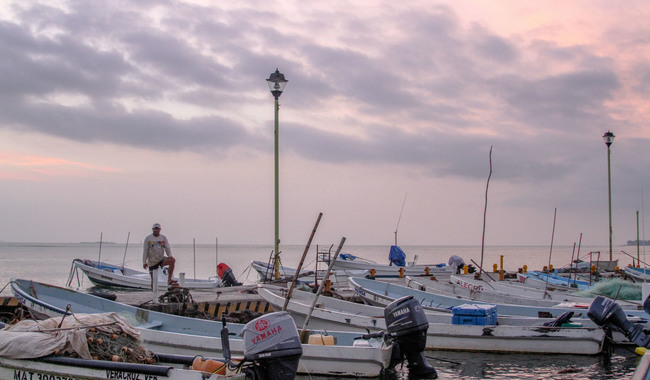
[121,232,130,269]
[394,193,407,246]
[544,208,557,296]
[479,146,493,278]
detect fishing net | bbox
[573,278,641,300]
[84,321,156,363]
[1,312,156,364]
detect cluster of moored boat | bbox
[4,248,650,379]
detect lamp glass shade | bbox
[266,69,288,97]
[603,131,615,146]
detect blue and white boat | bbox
[348,277,649,319]
[520,271,592,290]
[329,246,452,278]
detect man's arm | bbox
[164,237,172,257]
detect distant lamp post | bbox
[603,130,615,261]
[266,68,288,280]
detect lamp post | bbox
[603,130,615,261]
[266,69,288,280]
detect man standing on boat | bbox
[143,223,176,288]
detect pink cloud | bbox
[0,152,121,181]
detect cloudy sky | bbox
[1,1,649,248]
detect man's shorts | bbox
[148,258,166,272]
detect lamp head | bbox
[266,69,288,98]
[603,131,615,147]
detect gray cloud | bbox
[0,1,646,187]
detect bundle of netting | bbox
[85,323,156,363]
[574,278,641,300]
[0,312,157,364]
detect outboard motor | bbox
[222,311,302,380]
[588,295,650,347]
[385,295,437,378]
[217,263,242,287]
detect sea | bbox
[0,242,646,379]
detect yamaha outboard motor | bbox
[217,263,242,287]
[588,295,650,347]
[222,311,302,379]
[385,295,437,378]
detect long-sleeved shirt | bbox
[143,233,172,267]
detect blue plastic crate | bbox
[452,313,497,325]
[451,304,497,325]
[452,304,497,316]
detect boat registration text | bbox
[13,369,159,380]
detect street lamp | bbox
[266,69,288,280]
[603,130,615,261]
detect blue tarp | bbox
[339,253,357,261]
[389,245,406,266]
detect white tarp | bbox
[0,312,140,359]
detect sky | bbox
[1,0,649,248]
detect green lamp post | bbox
[266,69,288,280]
[603,130,615,261]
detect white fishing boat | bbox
[69,259,223,290]
[348,277,649,319]
[257,286,606,355]
[0,314,246,380]
[407,275,641,311]
[250,260,367,283]
[571,259,619,272]
[251,260,315,282]
[625,266,650,282]
[516,271,592,290]
[11,278,393,378]
[328,246,452,278]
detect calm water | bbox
[0,242,643,379]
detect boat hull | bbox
[72,260,221,290]
[331,258,451,278]
[0,355,244,380]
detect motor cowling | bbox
[239,311,302,380]
[385,295,437,378]
[588,295,650,347]
[217,263,242,287]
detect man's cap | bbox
[152,223,161,229]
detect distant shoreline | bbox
[627,240,650,246]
